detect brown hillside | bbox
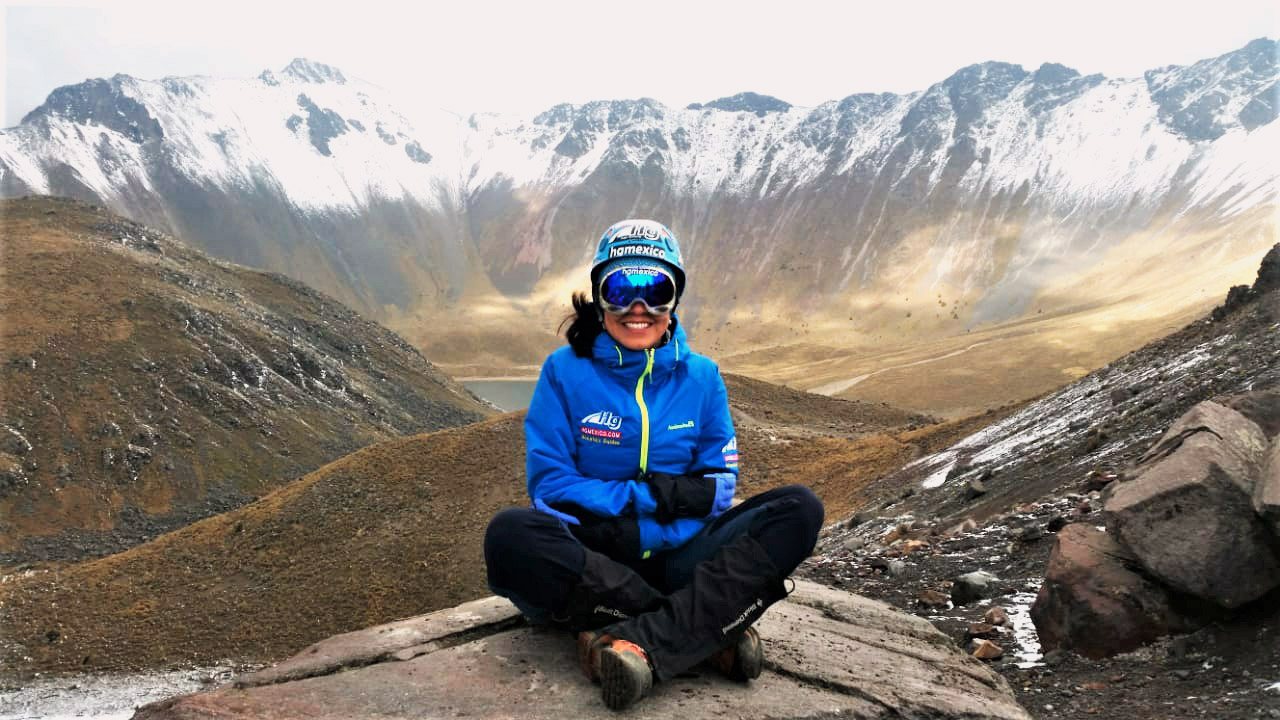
[0,414,527,676]
[0,196,491,566]
[0,369,1004,677]
[723,371,935,437]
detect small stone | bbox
[846,512,872,529]
[125,444,153,463]
[1042,649,1068,666]
[984,607,1010,626]
[917,589,950,608]
[0,453,28,493]
[952,571,999,606]
[1084,470,1117,492]
[965,622,1000,641]
[882,524,910,544]
[1079,681,1107,691]
[841,537,865,552]
[969,639,1004,660]
[132,423,161,447]
[901,539,929,555]
[886,560,907,577]
[1015,524,1044,543]
[965,478,987,500]
[1,426,33,455]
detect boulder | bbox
[1104,401,1277,608]
[133,581,1031,720]
[1223,391,1280,439]
[1258,438,1280,536]
[1031,524,1195,658]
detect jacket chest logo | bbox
[581,410,624,443]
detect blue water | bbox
[463,380,537,412]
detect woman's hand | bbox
[641,471,736,522]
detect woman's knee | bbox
[484,507,587,618]
[763,486,824,535]
[785,485,825,539]
[750,485,825,572]
[484,507,584,582]
[485,508,534,555]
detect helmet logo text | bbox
[608,244,666,260]
[612,225,661,242]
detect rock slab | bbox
[1105,400,1278,608]
[1259,438,1280,536]
[1030,524,1195,658]
[133,580,1030,720]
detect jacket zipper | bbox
[635,348,655,560]
[635,348,655,474]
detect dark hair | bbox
[560,291,603,358]
[559,291,680,358]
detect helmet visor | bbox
[598,265,677,315]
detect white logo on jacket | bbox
[581,411,623,430]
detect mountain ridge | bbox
[0,42,1275,414]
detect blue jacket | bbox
[524,321,738,557]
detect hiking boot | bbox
[599,639,653,710]
[712,626,763,681]
[576,630,613,683]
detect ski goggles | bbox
[598,264,678,315]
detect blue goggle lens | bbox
[599,267,677,315]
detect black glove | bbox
[551,502,642,559]
[642,471,718,523]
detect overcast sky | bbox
[3,0,1277,127]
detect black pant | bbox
[484,485,823,679]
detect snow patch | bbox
[1006,584,1044,668]
[0,667,240,720]
[920,451,958,489]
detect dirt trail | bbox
[809,341,993,396]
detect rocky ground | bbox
[798,249,1280,720]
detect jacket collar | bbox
[592,317,687,382]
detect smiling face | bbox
[602,302,672,351]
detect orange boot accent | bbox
[599,639,653,710]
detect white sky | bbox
[3,0,1278,127]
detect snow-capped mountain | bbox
[1,46,1276,371]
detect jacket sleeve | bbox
[525,356,656,518]
[692,367,739,478]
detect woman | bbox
[484,219,823,710]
